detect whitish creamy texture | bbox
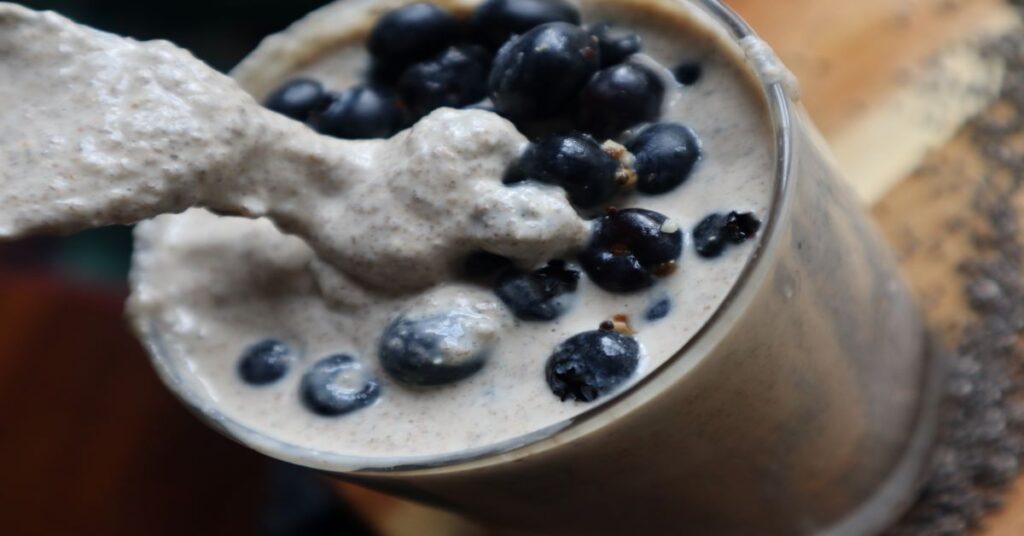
[0,3,587,299]
[126,0,776,460]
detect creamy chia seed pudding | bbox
[0,0,939,533]
[129,0,772,459]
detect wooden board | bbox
[337,0,1024,534]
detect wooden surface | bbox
[1,0,1022,535]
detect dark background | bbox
[0,1,375,534]
[1,0,335,283]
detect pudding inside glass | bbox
[130,0,937,533]
[132,0,772,459]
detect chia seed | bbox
[886,24,1024,535]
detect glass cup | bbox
[133,0,943,533]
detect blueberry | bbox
[488,22,601,121]
[367,3,460,70]
[578,248,653,292]
[300,354,381,416]
[546,330,640,402]
[506,134,620,208]
[693,211,762,258]
[469,0,581,50]
[379,312,494,386]
[580,208,683,292]
[237,338,293,385]
[495,260,580,320]
[646,296,671,321]
[672,61,703,86]
[309,87,401,139]
[588,22,642,67]
[627,122,702,194]
[398,45,491,120]
[599,208,683,265]
[263,78,327,122]
[575,62,665,139]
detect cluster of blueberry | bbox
[238,339,381,416]
[263,0,699,140]
[246,0,765,411]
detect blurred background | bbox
[0,1,379,535]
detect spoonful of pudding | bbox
[0,3,588,295]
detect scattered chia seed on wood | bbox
[886,29,1024,536]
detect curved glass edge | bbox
[138,0,795,474]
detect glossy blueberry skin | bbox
[627,122,702,195]
[693,211,762,258]
[580,208,683,293]
[398,45,491,120]
[367,3,460,69]
[598,208,683,265]
[578,247,654,292]
[379,313,492,386]
[300,354,381,417]
[488,22,601,121]
[495,260,580,321]
[546,330,640,402]
[575,62,665,139]
[588,22,642,67]
[237,339,293,385]
[309,87,401,139]
[263,78,327,122]
[506,133,620,208]
[469,0,581,50]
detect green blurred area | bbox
[16,0,333,282]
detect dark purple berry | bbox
[309,87,401,139]
[495,260,579,321]
[263,78,327,122]
[469,0,580,50]
[398,45,491,120]
[693,211,762,258]
[598,208,683,265]
[645,296,671,321]
[237,339,293,385]
[589,22,642,67]
[488,22,600,120]
[575,62,664,139]
[506,133,620,208]
[627,122,702,194]
[672,62,703,86]
[578,248,653,292]
[300,354,380,416]
[379,313,492,386]
[546,330,640,402]
[580,208,683,293]
[367,3,460,70]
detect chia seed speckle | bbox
[886,27,1024,536]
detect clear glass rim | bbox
[139,0,794,475]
